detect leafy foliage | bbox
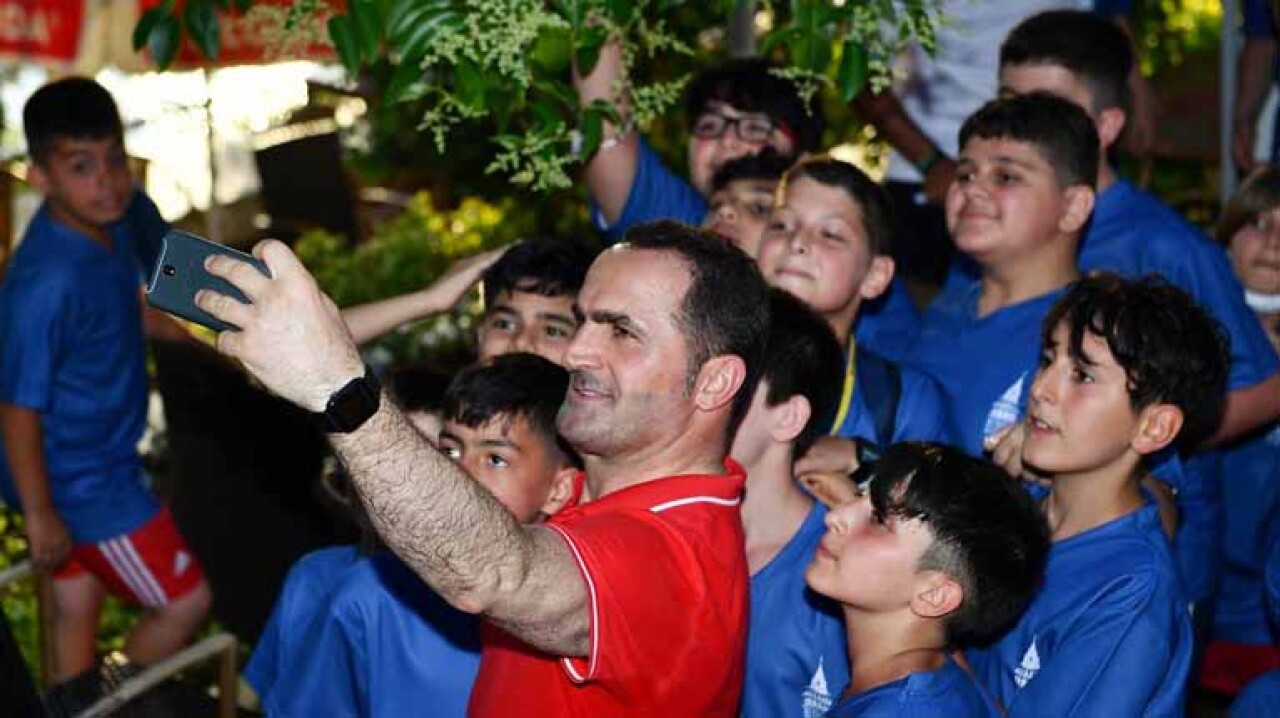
[134,0,944,191]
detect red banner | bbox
[0,0,89,64]
[141,0,342,68]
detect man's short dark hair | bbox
[23,77,123,165]
[959,92,1100,190]
[622,220,771,435]
[760,289,845,458]
[684,58,825,153]
[481,239,597,309]
[1001,10,1133,115]
[866,442,1050,648]
[782,157,894,256]
[710,148,793,195]
[1042,272,1231,446]
[441,353,571,455]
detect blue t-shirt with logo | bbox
[245,545,361,701]
[825,657,998,718]
[901,280,1060,457]
[268,551,482,718]
[743,503,849,718]
[968,505,1193,718]
[0,198,163,542]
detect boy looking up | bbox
[265,353,578,717]
[807,442,1050,717]
[969,273,1230,716]
[343,239,595,366]
[982,8,1280,608]
[730,288,849,717]
[755,157,947,480]
[902,93,1097,457]
[0,77,211,713]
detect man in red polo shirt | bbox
[196,220,771,715]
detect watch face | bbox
[322,368,381,433]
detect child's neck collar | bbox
[977,261,1076,316]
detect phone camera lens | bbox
[162,265,176,277]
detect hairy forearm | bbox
[0,405,53,512]
[331,399,533,610]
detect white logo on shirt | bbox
[173,551,190,577]
[984,374,1027,441]
[1014,640,1041,688]
[802,657,833,718]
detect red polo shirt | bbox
[468,461,750,717]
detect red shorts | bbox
[53,508,205,608]
[1200,640,1280,696]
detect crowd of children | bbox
[1,5,1278,718]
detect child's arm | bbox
[851,87,956,203]
[0,404,70,571]
[1213,372,1280,446]
[341,247,505,346]
[574,34,639,226]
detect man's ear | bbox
[693,354,747,414]
[769,394,812,444]
[538,465,580,518]
[910,571,964,620]
[1096,106,1127,152]
[1131,403,1183,457]
[858,255,896,302]
[1058,185,1096,235]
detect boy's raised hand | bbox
[984,420,1050,486]
[197,240,365,414]
[430,247,508,309]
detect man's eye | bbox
[487,454,509,468]
[441,446,462,460]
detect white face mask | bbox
[1245,290,1280,314]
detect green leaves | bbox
[184,0,221,60]
[837,40,867,102]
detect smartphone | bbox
[146,229,271,332]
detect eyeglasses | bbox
[691,111,778,143]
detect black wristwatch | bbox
[313,365,382,433]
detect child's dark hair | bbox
[1041,272,1231,446]
[866,442,1050,647]
[959,92,1099,190]
[1216,165,1280,247]
[710,148,793,195]
[1001,10,1133,115]
[760,289,845,458]
[441,352,571,458]
[684,58,825,153]
[23,77,124,165]
[481,239,597,309]
[780,157,894,256]
[386,363,453,414]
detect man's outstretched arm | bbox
[197,241,588,656]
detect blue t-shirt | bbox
[0,199,162,542]
[743,503,849,718]
[1213,422,1280,644]
[830,350,950,447]
[245,545,361,701]
[901,280,1060,457]
[968,505,1193,718]
[591,135,920,361]
[1267,525,1280,625]
[1231,669,1280,718]
[825,657,998,718]
[268,552,482,718]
